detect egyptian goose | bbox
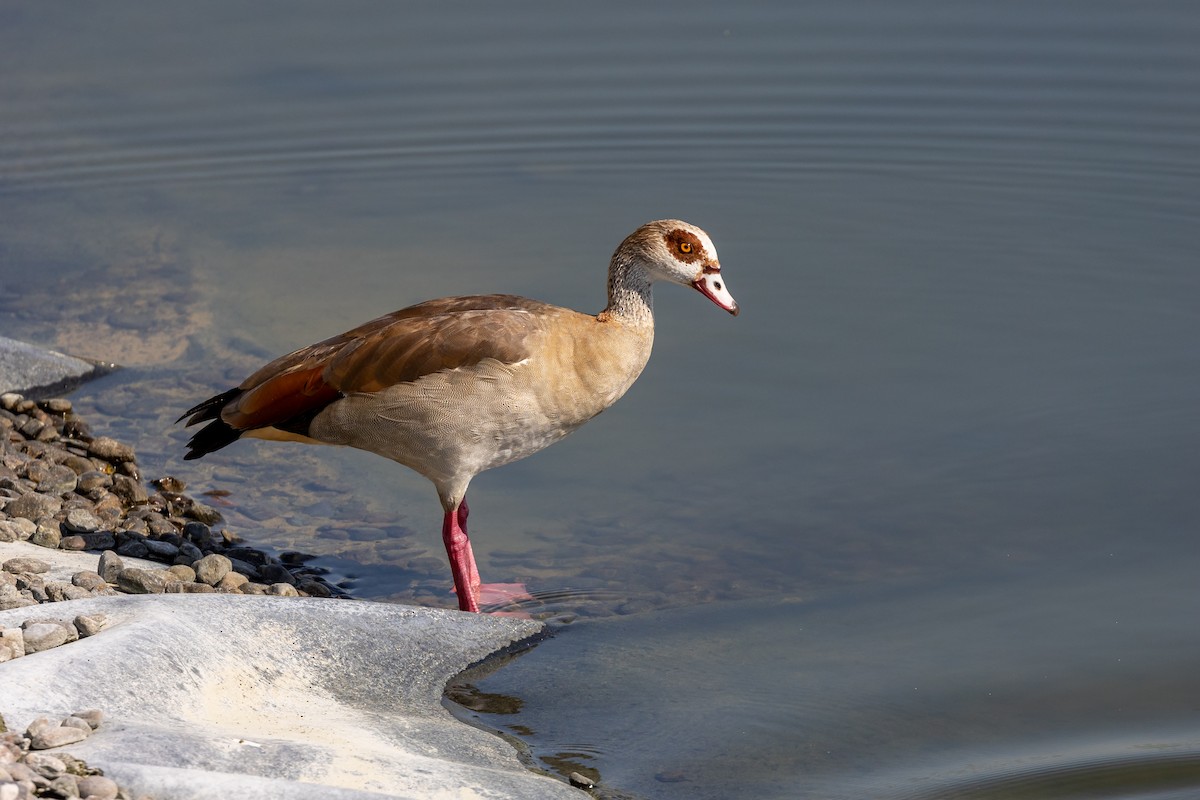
[180,219,738,612]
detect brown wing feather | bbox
[220,294,550,432]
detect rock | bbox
[62,508,102,534]
[298,580,333,598]
[569,772,596,789]
[79,531,117,550]
[259,563,298,585]
[49,774,81,796]
[73,614,109,637]
[59,716,92,734]
[71,571,107,591]
[86,437,135,463]
[165,581,216,594]
[2,557,51,575]
[96,551,123,583]
[21,622,71,653]
[29,524,61,549]
[216,571,248,592]
[58,534,88,550]
[29,725,88,750]
[182,520,212,544]
[76,775,118,800]
[36,464,78,496]
[267,582,299,597]
[3,492,61,521]
[0,519,34,542]
[166,564,196,583]
[75,470,112,495]
[74,709,103,730]
[0,627,24,658]
[186,501,223,525]
[109,474,147,505]
[45,581,92,602]
[193,553,232,586]
[142,538,179,559]
[114,568,166,594]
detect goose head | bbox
[619,219,740,316]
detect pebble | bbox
[62,508,102,534]
[21,622,73,654]
[569,772,596,789]
[77,775,119,800]
[85,437,135,463]
[114,567,166,594]
[2,557,50,575]
[73,614,108,638]
[193,553,232,586]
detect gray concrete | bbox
[0,335,112,397]
[0,593,579,799]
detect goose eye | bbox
[679,242,693,254]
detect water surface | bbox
[2,2,1199,798]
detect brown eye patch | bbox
[663,229,705,264]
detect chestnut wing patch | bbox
[223,294,545,432]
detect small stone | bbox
[86,437,135,463]
[58,535,88,551]
[63,508,102,534]
[0,781,16,800]
[239,582,267,595]
[266,582,299,597]
[569,772,596,789]
[0,628,24,658]
[21,622,71,653]
[71,571,106,591]
[49,774,80,797]
[2,557,51,574]
[59,716,92,734]
[298,580,333,598]
[73,709,103,730]
[75,470,112,494]
[110,474,147,505]
[96,551,123,583]
[152,475,186,493]
[0,520,30,543]
[29,726,88,750]
[177,541,203,563]
[36,465,78,496]
[30,524,61,549]
[76,775,118,800]
[73,613,109,637]
[165,581,216,594]
[193,553,231,586]
[115,568,166,594]
[259,564,297,585]
[45,582,92,602]
[181,521,211,544]
[79,531,117,550]
[166,564,196,583]
[114,536,148,558]
[141,539,179,560]
[186,501,223,525]
[4,492,61,521]
[215,571,248,592]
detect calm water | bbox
[3,2,1199,798]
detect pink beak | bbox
[693,271,739,316]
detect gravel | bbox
[0,390,352,799]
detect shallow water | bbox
[3,2,1199,797]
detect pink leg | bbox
[442,499,481,612]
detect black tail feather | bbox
[179,387,244,460]
[178,387,242,425]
